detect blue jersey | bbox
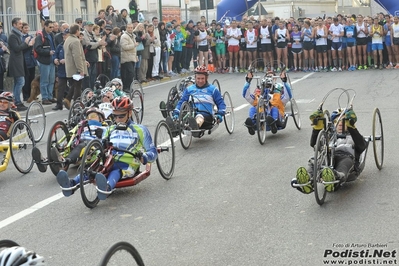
[175,83,226,117]
[344,25,356,43]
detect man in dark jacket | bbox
[184,20,196,71]
[33,19,56,105]
[22,22,37,102]
[0,22,9,93]
[8,17,34,111]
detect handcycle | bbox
[251,67,301,145]
[307,88,383,205]
[64,120,175,208]
[170,79,234,149]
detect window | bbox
[81,0,88,21]
[55,0,63,23]
[26,0,38,30]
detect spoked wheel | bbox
[47,121,71,176]
[26,101,46,142]
[99,241,145,266]
[154,120,175,180]
[313,130,329,206]
[130,80,143,98]
[68,100,85,128]
[372,107,384,170]
[256,97,267,145]
[289,98,301,130]
[10,120,35,174]
[81,88,94,105]
[212,79,221,92]
[80,139,103,209]
[223,91,234,134]
[130,89,144,123]
[96,74,110,87]
[166,86,180,118]
[0,239,19,249]
[178,102,193,150]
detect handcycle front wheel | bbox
[81,88,94,105]
[68,100,85,128]
[26,101,46,142]
[80,139,104,209]
[10,120,35,174]
[223,91,234,134]
[372,107,384,170]
[256,97,267,145]
[47,121,71,176]
[212,78,221,92]
[154,120,175,180]
[313,130,329,206]
[130,89,144,124]
[289,98,301,130]
[99,241,145,266]
[130,80,144,98]
[178,102,193,150]
[166,86,180,118]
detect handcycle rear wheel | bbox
[26,101,46,142]
[223,91,234,134]
[10,120,35,174]
[289,98,301,130]
[372,107,384,170]
[80,139,103,209]
[130,80,143,98]
[154,120,175,180]
[96,74,110,87]
[313,130,329,206]
[256,97,267,145]
[130,89,144,123]
[212,78,221,92]
[68,100,85,128]
[99,241,145,266]
[47,121,71,176]
[81,88,94,105]
[178,101,193,150]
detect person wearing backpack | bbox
[33,19,56,105]
[8,17,35,111]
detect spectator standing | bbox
[129,0,139,22]
[133,23,146,82]
[0,22,9,93]
[120,23,138,92]
[140,25,151,83]
[34,19,56,105]
[52,29,69,110]
[158,22,168,76]
[8,17,34,111]
[179,21,188,73]
[151,17,162,80]
[109,27,121,79]
[118,9,131,29]
[21,23,37,102]
[37,0,54,28]
[105,5,121,27]
[64,24,88,108]
[173,24,185,74]
[94,9,106,25]
[184,20,195,72]
[54,22,69,47]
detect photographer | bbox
[105,5,121,28]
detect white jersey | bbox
[329,23,344,42]
[392,23,399,38]
[41,0,49,16]
[315,27,327,46]
[245,29,257,48]
[198,30,208,47]
[259,26,271,44]
[227,27,240,46]
[356,22,367,38]
[276,28,287,43]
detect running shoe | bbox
[321,167,336,192]
[331,67,337,72]
[295,167,313,194]
[363,65,368,70]
[338,67,342,72]
[358,65,363,70]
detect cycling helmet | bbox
[261,76,273,88]
[194,65,209,76]
[273,83,284,94]
[111,78,123,88]
[331,109,343,122]
[112,96,132,111]
[101,87,113,95]
[86,107,105,121]
[0,92,14,102]
[98,102,113,119]
[0,246,45,266]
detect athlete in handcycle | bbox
[242,68,300,144]
[166,65,234,149]
[32,107,108,176]
[291,88,384,205]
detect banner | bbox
[374,0,399,16]
[216,0,257,24]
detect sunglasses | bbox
[113,113,127,119]
[0,100,9,104]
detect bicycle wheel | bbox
[178,101,193,150]
[96,74,110,87]
[0,239,19,249]
[68,100,85,128]
[154,120,175,180]
[223,91,234,134]
[47,121,70,176]
[81,88,94,105]
[313,130,329,206]
[99,241,145,266]
[80,139,103,209]
[166,86,180,118]
[372,107,384,170]
[256,97,267,145]
[26,101,46,142]
[212,78,221,92]
[130,89,144,124]
[289,98,301,130]
[130,80,143,98]
[10,120,35,174]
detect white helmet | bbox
[0,246,45,266]
[98,102,113,119]
[111,78,123,88]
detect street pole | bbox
[185,4,188,21]
[159,0,162,21]
[205,0,208,25]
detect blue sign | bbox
[374,0,399,16]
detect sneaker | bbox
[321,167,336,192]
[244,117,255,135]
[32,147,48,173]
[263,67,267,73]
[276,67,281,72]
[266,115,277,134]
[56,170,74,197]
[358,65,363,70]
[159,101,167,118]
[63,98,71,110]
[363,65,368,70]
[95,173,111,200]
[181,68,187,73]
[338,67,342,72]
[314,67,319,72]
[379,65,383,70]
[16,104,28,111]
[50,147,64,174]
[188,117,199,130]
[296,167,313,194]
[386,64,392,69]
[331,67,337,72]
[234,67,239,73]
[229,67,233,74]
[395,64,399,69]
[239,68,244,73]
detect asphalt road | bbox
[0,69,398,266]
